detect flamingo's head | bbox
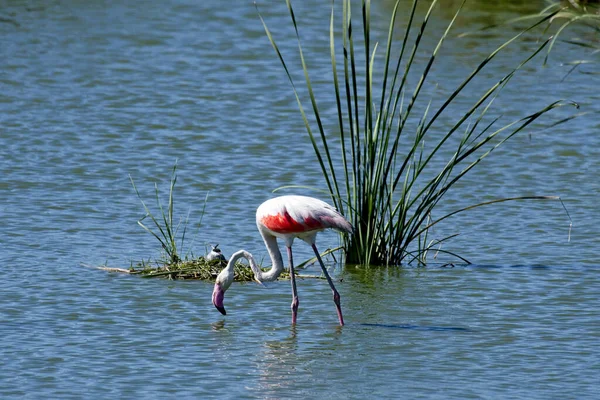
[212,267,233,315]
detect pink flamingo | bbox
[212,195,353,325]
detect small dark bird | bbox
[206,244,226,262]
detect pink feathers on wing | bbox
[257,195,352,236]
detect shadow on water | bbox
[358,323,470,332]
[212,319,469,333]
[468,264,552,270]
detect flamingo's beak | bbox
[254,277,265,287]
[212,283,226,315]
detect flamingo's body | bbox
[212,195,352,325]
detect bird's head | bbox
[212,267,233,315]
[212,250,261,316]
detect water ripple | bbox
[1,1,599,399]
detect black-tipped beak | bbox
[215,305,227,315]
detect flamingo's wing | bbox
[258,195,352,234]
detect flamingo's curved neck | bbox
[255,228,285,282]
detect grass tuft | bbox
[129,161,207,265]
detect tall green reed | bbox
[130,162,208,265]
[541,0,600,64]
[259,0,576,265]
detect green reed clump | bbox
[259,0,576,265]
[130,162,208,265]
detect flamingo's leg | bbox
[286,246,299,324]
[311,244,344,326]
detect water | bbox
[1,0,599,398]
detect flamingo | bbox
[212,195,353,325]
